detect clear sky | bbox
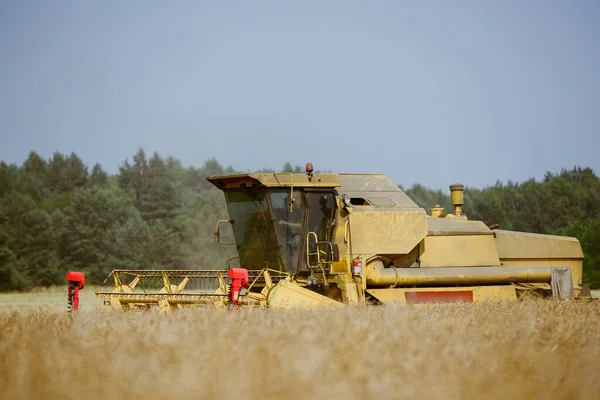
[1,1,598,189]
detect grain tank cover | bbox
[426,218,493,236]
[338,174,426,255]
[337,174,420,208]
[493,230,584,259]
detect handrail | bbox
[214,219,236,245]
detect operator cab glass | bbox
[223,188,336,274]
[223,189,280,270]
[270,190,306,273]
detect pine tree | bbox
[47,151,68,193]
[0,192,60,286]
[0,162,18,198]
[23,151,47,175]
[0,230,28,290]
[88,163,108,187]
[65,152,88,189]
[19,151,49,201]
[57,188,132,282]
[138,153,181,222]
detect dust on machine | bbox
[93,163,586,312]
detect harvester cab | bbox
[96,164,586,311]
[210,168,343,291]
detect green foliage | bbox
[0,150,598,291]
[54,188,133,282]
[0,162,18,198]
[40,192,73,213]
[282,162,303,173]
[88,163,109,187]
[46,152,89,193]
[0,192,61,286]
[0,230,28,290]
[18,151,50,201]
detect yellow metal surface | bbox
[335,273,361,304]
[501,259,583,294]
[206,172,340,189]
[338,174,406,191]
[365,259,557,288]
[430,205,445,218]
[366,285,517,304]
[448,184,466,219]
[450,184,464,206]
[348,208,427,256]
[111,283,134,311]
[426,218,491,236]
[342,282,360,304]
[420,235,501,267]
[473,285,517,301]
[266,277,344,310]
[494,229,584,259]
[96,269,288,311]
[338,174,420,208]
[494,229,584,287]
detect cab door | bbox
[300,192,336,271]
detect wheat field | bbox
[0,292,599,400]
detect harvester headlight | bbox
[342,195,351,207]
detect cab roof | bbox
[206,172,420,208]
[206,172,340,190]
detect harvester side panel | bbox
[348,208,426,256]
[494,229,584,288]
[367,285,518,304]
[419,235,501,267]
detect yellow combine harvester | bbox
[96,165,586,311]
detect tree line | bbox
[0,150,598,290]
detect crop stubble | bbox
[0,300,599,400]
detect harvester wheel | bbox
[213,287,229,309]
[159,284,180,294]
[158,285,184,311]
[113,284,134,293]
[112,285,136,310]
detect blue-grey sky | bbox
[1,1,598,189]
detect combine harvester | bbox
[96,164,587,311]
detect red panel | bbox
[404,290,473,304]
[228,268,249,287]
[66,271,85,288]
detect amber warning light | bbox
[306,162,314,181]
